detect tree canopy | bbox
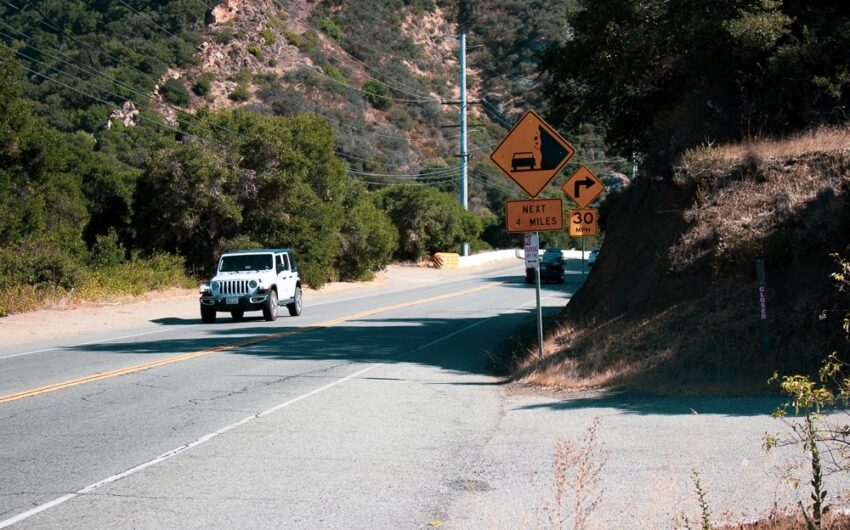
[540,0,850,172]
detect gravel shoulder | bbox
[0,259,522,348]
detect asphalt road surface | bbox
[0,258,843,529]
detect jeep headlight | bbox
[210,281,219,293]
[249,280,258,290]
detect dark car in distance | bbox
[526,248,565,283]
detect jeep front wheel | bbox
[201,305,216,324]
[263,290,278,321]
[287,286,302,317]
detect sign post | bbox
[757,258,770,362]
[493,111,575,360]
[563,166,605,274]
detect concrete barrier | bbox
[457,249,520,268]
[433,252,460,269]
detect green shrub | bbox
[248,45,263,60]
[89,230,126,268]
[363,80,392,110]
[160,78,191,106]
[324,66,346,84]
[212,28,234,44]
[318,17,344,42]
[388,107,413,130]
[192,78,211,97]
[303,30,320,47]
[76,253,194,299]
[229,84,251,101]
[374,185,483,261]
[337,191,398,281]
[284,31,305,49]
[259,28,276,45]
[0,235,84,290]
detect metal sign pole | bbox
[535,232,544,359]
[582,236,586,276]
[756,258,770,364]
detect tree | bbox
[374,184,483,261]
[540,0,850,173]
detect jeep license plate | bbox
[226,297,239,305]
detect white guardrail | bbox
[449,249,586,268]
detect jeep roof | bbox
[220,248,292,255]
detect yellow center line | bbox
[0,282,501,405]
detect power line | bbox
[0,23,249,141]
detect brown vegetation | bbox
[510,127,850,393]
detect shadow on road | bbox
[514,390,786,417]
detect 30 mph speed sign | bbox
[568,209,598,237]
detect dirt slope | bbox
[514,132,850,393]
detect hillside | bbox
[512,129,850,393]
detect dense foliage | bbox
[541,0,850,172]
[374,184,483,261]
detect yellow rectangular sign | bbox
[568,209,598,236]
[505,198,564,233]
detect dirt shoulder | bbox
[0,259,521,348]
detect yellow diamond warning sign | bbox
[562,166,605,208]
[490,110,576,198]
[505,198,564,233]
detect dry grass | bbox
[536,418,608,530]
[712,127,850,163]
[678,126,850,180]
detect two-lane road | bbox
[2,258,845,529]
[0,261,575,528]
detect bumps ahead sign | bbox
[490,111,576,198]
[505,198,564,233]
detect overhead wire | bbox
[0,22,250,141]
[3,0,482,178]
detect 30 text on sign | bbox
[506,198,564,234]
[569,209,598,237]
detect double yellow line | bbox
[0,282,500,405]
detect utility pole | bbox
[630,151,638,181]
[459,32,469,257]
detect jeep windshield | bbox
[218,254,273,272]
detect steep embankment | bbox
[514,129,850,393]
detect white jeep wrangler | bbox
[199,249,302,323]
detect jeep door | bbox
[275,253,297,301]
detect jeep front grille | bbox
[219,280,250,296]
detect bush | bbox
[248,45,263,60]
[192,78,211,97]
[89,230,126,268]
[318,17,344,42]
[0,235,84,290]
[75,252,193,299]
[363,80,392,110]
[284,31,306,49]
[374,185,483,261]
[229,84,251,102]
[337,189,398,281]
[324,66,346,84]
[259,28,276,45]
[160,78,190,106]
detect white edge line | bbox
[0,278,562,527]
[0,363,379,529]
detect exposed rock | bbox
[107,101,140,129]
[211,0,241,25]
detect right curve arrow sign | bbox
[563,166,605,208]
